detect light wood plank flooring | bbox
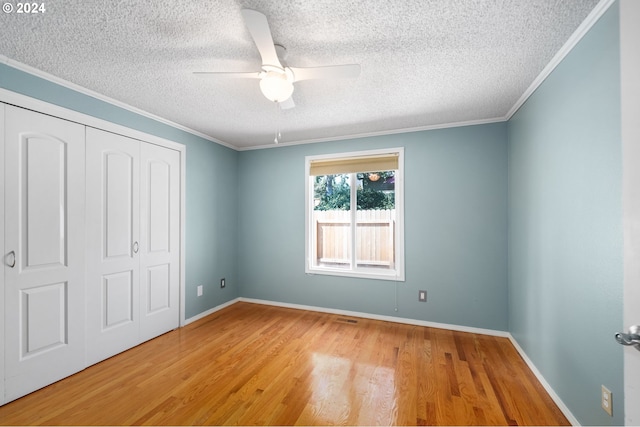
[0,302,569,425]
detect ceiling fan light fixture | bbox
[259,71,294,102]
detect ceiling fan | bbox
[194,9,361,109]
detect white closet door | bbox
[139,143,180,341]
[85,128,140,365]
[4,105,86,402]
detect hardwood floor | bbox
[0,302,569,426]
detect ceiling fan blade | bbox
[290,64,361,82]
[241,9,283,69]
[278,97,295,110]
[192,71,261,79]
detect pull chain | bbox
[274,101,282,144]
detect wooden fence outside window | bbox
[313,209,395,268]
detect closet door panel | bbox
[4,106,86,402]
[24,137,67,266]
[139,143,180,341]
[103,270,134,327]
[105,152,136,258]
[148,161,170,252]
[86,127,140,366]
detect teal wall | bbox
[507,3,623,425]
[0,63,240,319]
[237,124,509,331]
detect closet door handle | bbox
[6,251,16,268]
[133,241,139,254]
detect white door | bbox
[85,127,140,366]
[621,0,640,424]
[0,103,5,405]
[139,143,180,341]
[3,105,86,402]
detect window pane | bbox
[312,174,351,269]
[355,171,395,270]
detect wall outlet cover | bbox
[197,285,203,297]
[419,290,427,302]
[220,278,226,288]
[601,385,613,416]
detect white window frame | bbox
[305,147,405,281]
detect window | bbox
[305,148,404,281]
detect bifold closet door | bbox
[4,106,86,402]
[86,128,141,365]
[139,142,180,342]
[86,128,180,364]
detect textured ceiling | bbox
[0,0,601,149]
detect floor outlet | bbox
[601,385,613,416]
[197,285,203,297]
[220,278,226,288]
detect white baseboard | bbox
[238,297,510,337]
[239,298,578,424]
[508,335,580,426]
[184,297,241,325]
[187,297,578,425]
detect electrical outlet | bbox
[601,385,613,416]
[419,290,427,302]
[220,278,226,288]
[197,285,203,297]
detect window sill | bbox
[305,266,405,282]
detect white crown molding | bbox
[0,87,182,152]
[0,55,237,151]
[0,56,507,151]
[505,0,617,120]
[0,54,506,151]
[239,116,507,151]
